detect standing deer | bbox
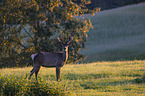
[28,37,73,81]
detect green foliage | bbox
[0,0,99,67]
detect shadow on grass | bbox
[85,51,145,63]
[42,74,56,81]
[63,73,109,80]
[79,78,138,90]
[62,73,145,90]
[134,75,145,83]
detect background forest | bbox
[74,0,145,10]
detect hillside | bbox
[80,3,145,62]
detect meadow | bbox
[80,3,145,62]
[1,3,145,96]
[0,60,145,95]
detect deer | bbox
[28,37,73,81]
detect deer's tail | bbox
[31,53,38,61]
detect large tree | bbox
[0,0,99,67]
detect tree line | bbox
[74,0,145,10]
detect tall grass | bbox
[80,3,145,62]
[0,67,75,96]
[1,60,145,95]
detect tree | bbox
[0,0,99,67]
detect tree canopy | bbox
[0,0,99,67]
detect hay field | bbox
[80,3,145,62]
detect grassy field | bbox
[1,3,145,96]
[0,60,145,95]
[80,3,145,62]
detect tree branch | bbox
[23,27,33,39]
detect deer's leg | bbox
[28,67,35,79]
[30,67,35,73]
[56,66,61,81]
[29,66,40,80]
[35,66,40,81]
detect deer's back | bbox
[33,52,63,67]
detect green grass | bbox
[1,60,145,95]
[80,3,145,62]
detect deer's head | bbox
[57,37,73,52]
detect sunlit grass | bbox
[1,60,145,95]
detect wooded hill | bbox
[74,0,145,10]
[1,0,145,10]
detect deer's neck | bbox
[63,48,68,62]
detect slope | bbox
[80,3,145,62]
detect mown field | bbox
[80,3,145,62]
[0,60,145,95]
